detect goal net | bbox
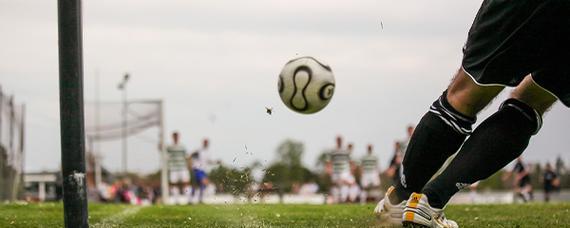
[84,100,162,142]
[84,99,169,201]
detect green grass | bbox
[1,203,570,227]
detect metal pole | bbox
[58,0,88,227]
[159,100,169,203]
[94,70,102,187]
[122,81,127,174]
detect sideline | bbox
[92,206,142,227]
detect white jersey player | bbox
[166,131,190,204]
[190,138,212,204]
[360,144,381,203]
[328,136,356,203]
[331,147,353,185]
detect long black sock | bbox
[422,99,542,208]
[393,91,475,203]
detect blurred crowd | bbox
[27,125,565,205]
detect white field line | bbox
[92,206,142,227]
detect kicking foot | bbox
[402,193,458,228]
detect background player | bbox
[542,162,559,202]
[190,138,212,204]
[376,1,570,227]
[328,136,354,203]
[386,142,403,186]
[346,143,361,203]
[166,131,190,205]
[397,125,415,157]
[359,144,381,204]
[504,157,533,202]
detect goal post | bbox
[58,0,88,227]
[84,99,169,203]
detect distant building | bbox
[23,172,61,202]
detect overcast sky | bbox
[1,0,568,174]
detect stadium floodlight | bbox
[118,73,130,174]
[58,0,88,227]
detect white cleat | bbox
[402,192,458,228]
[374,186,406,226]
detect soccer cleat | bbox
[374,186,407,225]
[402,193,458,228]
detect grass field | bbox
[1,203,570,227]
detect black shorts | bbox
[462,0,570,107]
[518,176,531,188]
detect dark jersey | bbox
[389,153,401,183]
[513,161,526,173]
[543,170,557,190]
[513,161,530,187]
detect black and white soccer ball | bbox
[278,56,335,114]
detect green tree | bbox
[263,140,316,193]
[277,139,304,166]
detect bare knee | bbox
[511,76,557,115]
[446,69,504,117]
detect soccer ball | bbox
[277,56,335,114]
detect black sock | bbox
[422,99,542,208]
[394,91,475,203]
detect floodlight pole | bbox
[58,0,88,227]
[94,70,102,188]
[118,73,129,174]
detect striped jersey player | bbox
[360,144,380,188]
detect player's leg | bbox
[168,171,180,204]
[189,169,198,204]
[544,185,551,202]
[330,185,340,204]
[341,185,348,204]
[397,0,565,208]
[422,76,557,208]
[181,170,191,204]
[197,170,208,203]
[349,183,360,203]
[372,173,381,201]
[359,176,369,204]
[392,69,503,203]
[403,1,568,226]
[360,189,368,204]
[330,173,341,203]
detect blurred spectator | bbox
[397,125,415,156]
[543,163,559,202]
[386,142,403,185]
